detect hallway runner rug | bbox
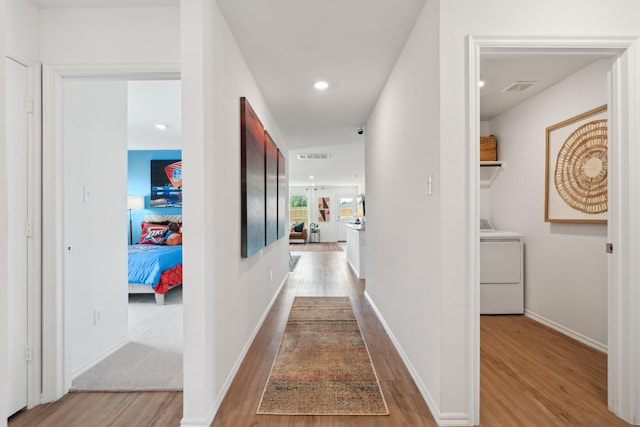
[256,296,389,415]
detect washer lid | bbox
[480,230,523,239]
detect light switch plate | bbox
[83,185,94,203]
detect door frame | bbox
[5,56,42,414]
[467,36,640,425]
[40,63,180,401]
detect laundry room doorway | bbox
[468,36,640,425]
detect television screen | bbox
[150,159,182,207]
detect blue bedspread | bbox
[128,244,183,286]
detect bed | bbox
[128,215,183,305]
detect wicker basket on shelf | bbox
[480,135,497,161]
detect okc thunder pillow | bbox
[138,222,169,244]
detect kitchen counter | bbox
[345,223,365,278]
[345,223,365,231]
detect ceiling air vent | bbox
[501,81,538,93]
[297,153,331,160]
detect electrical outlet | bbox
[93,308,102,325]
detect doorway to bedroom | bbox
[65,78,184,392]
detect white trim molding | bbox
[365,291,471,426]
[40,63,180,403]
[525,310,607,354]
[185,275,289,427]
[607,38,640,425]
[468,35,640,426]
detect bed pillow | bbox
[138,222,169,244]
[166,232,182,246]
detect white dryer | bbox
[480,220,524,314]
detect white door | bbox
[6,58,30,416]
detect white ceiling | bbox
[215,0,427,189]
[479,54,607,121]
[33,0,612,188]
[127,80,181,151]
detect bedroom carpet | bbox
[71,286,183,392]
[256,296,389,416]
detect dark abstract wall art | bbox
[240,97,288,258]
[240,97,266,257]
[265,130,278,246]
[277,149,286,239]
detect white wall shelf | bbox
[480,161,503,167]
[480,161,504,187]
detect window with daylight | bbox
[340,197,355,219]
[290,196,308,225]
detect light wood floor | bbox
[211,251,436,426]
[8,392,183,427]
[289,241,345,252]
[480,315,629,427]
[9,250,630,426]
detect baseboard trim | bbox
[179,404,218,427]
[524,309,608,354]
[181,274,289,427]
[439,412,473,426]
[364,291,470,426]
[346,255,365,279]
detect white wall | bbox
[63,80,129,377]
[38,2,181,401]
[181,1,290,424]
[6,0,39,63]
[437,0,639,422]
[1,0,9,424]
[365,0,445,417]
[39,7,179,64]
[38,3,288,424]
[289,185,359,242]
[479,121,490,135]
[3,1,38,422]
[479,121,492,220]
[367,0,640,423]
[488,59,609,347]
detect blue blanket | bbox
[128,245,183,286]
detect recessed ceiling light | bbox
[155,124,169,130]
[478,80,485,88]
[314,81,329,90]
[309,175,315,180]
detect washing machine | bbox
[480,219,524,314]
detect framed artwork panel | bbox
[318,197,330,222]
[265,130,278,246]
[277,149,286,239]
[240,97,266,257]
[545,104,608,223]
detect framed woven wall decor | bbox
[545,104,608,223]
